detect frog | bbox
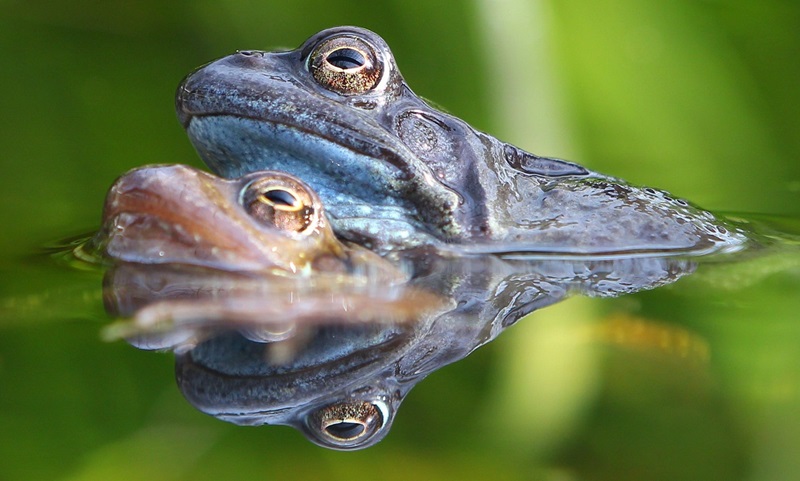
[176,26,748,256]
[92,163,397,276]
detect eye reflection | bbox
[305,400,386,449]
[326,421,365,439]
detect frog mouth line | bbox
[174,80,417,176]
[185,111,419,183]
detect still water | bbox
[2,2,800,481]
[2,206,798,480]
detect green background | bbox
[1,1,799,480]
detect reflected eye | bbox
[242,177,319,234]
[308,35,383,95]
[305,400,387,450]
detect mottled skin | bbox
[176,26,748,255]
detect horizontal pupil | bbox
[326,48,365,69]
[326,422,365,439]
[261,189,297,207]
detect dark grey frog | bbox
[176,26,748,255]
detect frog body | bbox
[177,26,747,255]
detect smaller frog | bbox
[93,164,396,277]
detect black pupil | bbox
[263,189,297,207]
[326,422,365,439]
[326,48,365,69]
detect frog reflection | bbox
[177,26,749,255]
[106,253,696,450]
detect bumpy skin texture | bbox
[176,26,748,255]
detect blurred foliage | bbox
[1,1,799,480]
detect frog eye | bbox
[242,178,319,234]
[303,400,388,450]
[308,35,383,95]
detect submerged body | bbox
[176,26,748,255]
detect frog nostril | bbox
[237,50,263,57]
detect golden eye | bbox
[308,35,383,95]
[305,401,386,449]
[242,177,318,234]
